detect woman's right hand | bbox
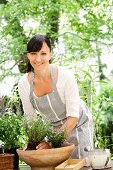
[36,141,52,150]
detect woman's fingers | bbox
[36,142,51,150]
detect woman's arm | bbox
[59,68,80,137]
[60,116,78,137]
[18,74,36,119]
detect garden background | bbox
[0,0,113,156]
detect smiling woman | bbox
[18,34,94,159]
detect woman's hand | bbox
[36,141,52,150]
[60,116,78,137]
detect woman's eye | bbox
[41,53,46,55]
[30,52,36,55]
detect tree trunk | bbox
[46,0,60,48]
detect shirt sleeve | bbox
[64,71,80,118]
[18,74,37,120]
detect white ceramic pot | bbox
[89,149,110,169]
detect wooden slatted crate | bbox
[55,159,86,170]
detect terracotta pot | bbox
[17,143,75,170]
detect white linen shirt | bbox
[18,66,80,119]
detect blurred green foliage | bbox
[0,112,26,149]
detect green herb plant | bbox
[23,116,51,150]
[48,129,66,148]
[23,115,67,149]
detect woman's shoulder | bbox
[18,73,28,84]
[18,73,31,95]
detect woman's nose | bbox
[35,55,41,62]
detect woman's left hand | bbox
[36,141,52,150]
[60,116,78,137]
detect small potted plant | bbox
[0,111,25,169]
[23,113,67,150]
[17,114,74,170]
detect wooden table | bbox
[18,161,113,170]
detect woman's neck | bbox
[34,65,51,80]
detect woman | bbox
[18,34,93,158]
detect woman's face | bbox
[27,42,51,71]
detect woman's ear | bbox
[27,53,30,60]
[50,52,52,59]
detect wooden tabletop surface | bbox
[18,160,113,170]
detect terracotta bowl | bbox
[17,144,75,170]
